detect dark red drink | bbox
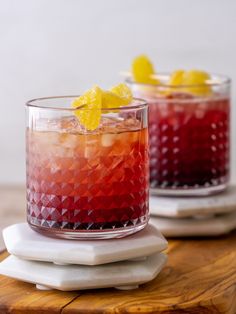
[149,94,230,191]
[129,74,230,195]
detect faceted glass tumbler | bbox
[26,96,149,239]
[127,74,231,196]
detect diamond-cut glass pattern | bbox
[26,126,149,232]
[148,96,230,189]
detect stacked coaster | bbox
[150,185,236,237]
[0,223,168,291]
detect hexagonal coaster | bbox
[150,210,236,237]
[150,185,236,218]
[3,223,167,266]
[0,253,167,291]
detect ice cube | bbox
[35,116,80,133]
[101,134,116,147]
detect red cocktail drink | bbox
[129,74,230,195]
[26,97,149,239]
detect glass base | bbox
[150,183,228,197]
[28,217,149,240]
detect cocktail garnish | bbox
[110,83,133,105]
[72,84,133,130]
[169,70,185,86]
[103,83,132,108]
[132,55,160,85]
[181,70,211,95]
[71,85,102,131]
[168,69,211,95]
[131,55,212,95]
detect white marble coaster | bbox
[3,223,168,266]
[0,252,167,291]
[150,185,236,218]
[150,210,236,237]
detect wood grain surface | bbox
[0,186,236,314]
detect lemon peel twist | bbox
[72,84,133,130]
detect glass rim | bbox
[25,96,147,111]
[125,72,231,88]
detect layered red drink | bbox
[26,85,149,239]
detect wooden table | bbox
[0,186,236,313]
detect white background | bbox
[0,0,235,184]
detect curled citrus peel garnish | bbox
[71,85,102,131]
[132,55,160,85]
[110,83,133,105]
[168,69,211,96]
[103,83,132,108]
[71,83,133,130]
[131,55,212,96]
[169,70,185,86]
[180,70,211,95]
